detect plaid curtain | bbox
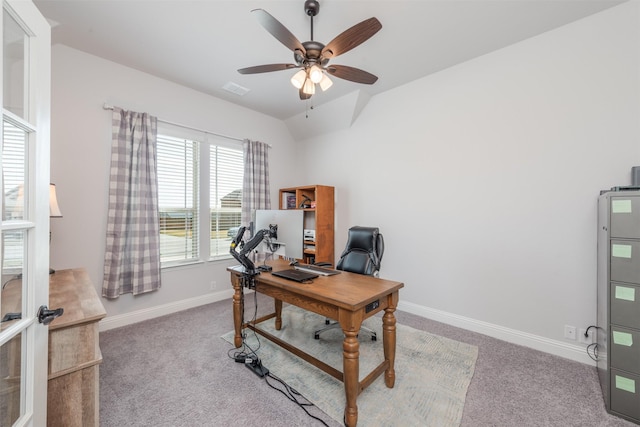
[241,139,271,227]
[102,107,161,299]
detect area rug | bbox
[221,305,478,426]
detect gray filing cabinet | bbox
[597,190,640,424]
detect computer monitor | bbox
[254,209,303,260]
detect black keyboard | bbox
[293,264,341,276]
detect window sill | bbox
[161,254,235,270]
[161,260,204,270]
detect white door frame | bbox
[1,1,51,425]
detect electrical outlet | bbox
[564,325,577,340]
[579,328,595,344]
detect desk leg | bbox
[231,274,243,348]
[341,312,363,427]
[383,291,399,388]
[274,299,282,331]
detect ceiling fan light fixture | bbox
[241,7,382,102]
[302,77,316,95]
[309,65,324,84]
[319,74,333,91]
[290,69,307,89]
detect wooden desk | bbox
[228,259,404,427]
[48,269,106,427]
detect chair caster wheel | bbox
[325,320,330,325]
[371,335,377,341]
[314,334,320,340]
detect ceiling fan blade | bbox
[326,65,378,84]
[238,64,298,74]
[299,89,312,100]
[322,17,382,59]
[252,9,305,55]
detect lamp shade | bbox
[309,65,323,84]
[290,69,307,89]
[49,183,62,217]
[302,77,315,95]
[319,74,333,91]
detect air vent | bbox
[222,82,250,96]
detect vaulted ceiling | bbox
[35,0,625,122]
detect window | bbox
[157,134,199,264]
[210,146,243,257]
[156,124,243,266]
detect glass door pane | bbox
[0,332,22,426]
[2,120,27,221]
[3,9,28,119]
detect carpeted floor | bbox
[99,293,638,426]
[221,305,478,426]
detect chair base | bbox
[314,320,377,341]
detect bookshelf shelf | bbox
[279,185,334,265]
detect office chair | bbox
[314,226,384,341]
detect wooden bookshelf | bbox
[279,185,334,265]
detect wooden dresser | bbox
[47,269,106,427]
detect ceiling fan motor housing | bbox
[300,41,324,63]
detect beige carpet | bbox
[222,305,478,426]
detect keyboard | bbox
[293,264,341,276]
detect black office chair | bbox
[314,226,384,341]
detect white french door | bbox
[0,1,51,426]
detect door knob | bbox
[37,305,64,325]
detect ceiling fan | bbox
[237,0,382,100]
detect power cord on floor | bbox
[227,272,329,426]
[265,372,329,427]
[227,279,261,363]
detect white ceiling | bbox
[33,0,625,121]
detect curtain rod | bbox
[103,103,271,147]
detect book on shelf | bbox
[281,192,296,209]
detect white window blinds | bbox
[210,145,243,257]
[157,134,199,264]
[156,124,243,265]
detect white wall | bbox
[298,2,640,362]
[49,45,300,323]
[49,2,640,363]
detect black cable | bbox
[226,275,261,362]
[587,343,599,362]
[2,274,21,290]
[265,372,329,427]
[583,325,600,362]
[226,272,328,426]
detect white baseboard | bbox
[99,292,594,366]
[398,301,595,366]
[99,289,234,332]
